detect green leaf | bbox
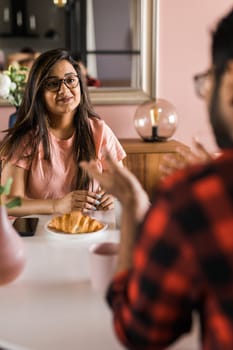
[2,177,13,195]
[0,177,21,208]
[0,185,5,195]
[14,74,26,83]
[6,197,21,208]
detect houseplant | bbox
[0,64,28,107]
[0,178,25,286]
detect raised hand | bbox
[159,139,213,178]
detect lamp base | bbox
[143,136,168,142]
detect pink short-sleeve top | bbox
[7,118,126,199]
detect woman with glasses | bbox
[0,48,126,216]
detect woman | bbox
[0,48,126,216]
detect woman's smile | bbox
[56,96,73,104]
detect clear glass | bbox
[134,98,178,141]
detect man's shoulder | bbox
[160,151,233,195]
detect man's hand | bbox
[159,139,213,178]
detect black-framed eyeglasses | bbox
[193,68,214,98]
[43,74,79,92]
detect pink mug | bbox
[89,242,119,292]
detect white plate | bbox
[45,220,108,239]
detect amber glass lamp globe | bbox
[134,99,178,141]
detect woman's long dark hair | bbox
[0,48,100,189]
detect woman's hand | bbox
[53,190,103,214]
[80,153,150,222]
[97,190,114,210]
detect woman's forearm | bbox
[7,197,55,217]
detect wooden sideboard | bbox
[119,138,189,199]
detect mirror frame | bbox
[0,0,157,107]
[89,0,157,105]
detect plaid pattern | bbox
[107,150,233,350]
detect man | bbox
[81,8,233,350]
[7,47,40,70]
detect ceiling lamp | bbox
[53,0,67,7]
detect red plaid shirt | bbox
[107,150,233,350]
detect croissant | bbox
[48,211,104,234]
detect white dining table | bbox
[0,208,200,350]
[0,209,125,350]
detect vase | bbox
[0,205,26,285]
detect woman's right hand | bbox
[53,190,102,214]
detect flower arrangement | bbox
[0,178,21,208]
[0,64,28,107]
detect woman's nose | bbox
[57,81,69,93]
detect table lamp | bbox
[134,98,178,141]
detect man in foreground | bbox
[81,8,233,350]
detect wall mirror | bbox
[88,0,157,104]
[0,0,157,105]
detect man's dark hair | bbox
[212,7,233,69]
[209,7,233,149]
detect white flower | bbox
[10,81,17,92]
[8,95,16,105]
[0,74,11,99]
[0,65,28,107]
